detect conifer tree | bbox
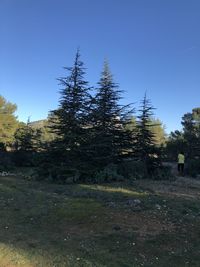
[14,122,42,152]
[136,94,160,174]
[49,50,91,171]
[89,61,134,170]
[181,108,200,158]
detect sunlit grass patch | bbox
[0,243,34,267]
[0,243,81,267]
[81,184,148,197]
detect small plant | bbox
[93,164,124,183]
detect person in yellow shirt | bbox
[178,152,185,175]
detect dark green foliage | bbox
[182,110,200,158]
[92,164,124,183]
[0,151,15,171]
[35,163,80,183]
[12,151,33,167]
[165,107,200,165]
[46,58,136,182]
[28,119,56,147]
[14,123,42,152]
[127,117,167,147]
[88,61,135,174]
[118,160,172,180]
[118,160,148,180]
[152,165,175,180]
[165,130,186,161]
[185,158,200,178]
[135,94,161,174]
[12,123,43,167]
[48,50,91,177]
[149,118,167,146]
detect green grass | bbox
[1,175,200,266]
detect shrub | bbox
[92,164,124,183]
[0,151,15,171]
[12,151,35,167]
[34,163,81,184]
[118,160,148,180]
[151,165,175,180]
[185,158,200,178]
[118,160,174,180]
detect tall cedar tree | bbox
[49,50,90,170]
[88,61,134,170]
[136,94,161,173]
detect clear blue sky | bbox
[0,0,200,133]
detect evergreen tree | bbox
[49,50,91,172]
[136,94,161,174]
[27,119,56,149]
[192,108,200,157]
[181,108,200,158]
[127,116,166,146]
[165,107,200,162]
[14,122,42,152]
[13,121,42,167]
[0,95,18,149]
[88,61,134,170]
[165,130,186,161]
[149,118,167,146]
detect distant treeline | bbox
[0,51,200,181]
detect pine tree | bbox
[49,50,91,172]
[88,61,134,170]
[136,94,161,174]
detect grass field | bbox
[1,174,200,266]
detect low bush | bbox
[12,151,35,167]
[0,151,15,171]
[185,158,200,178]
[34,158,174,184]
[34,162,81,184]
[92,164,124,183]
[151,165,174,180]
[118,160,174,180]
[118,160,148,180]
